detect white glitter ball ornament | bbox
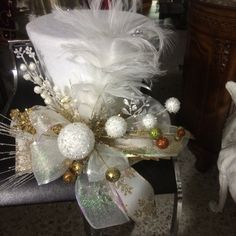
[57,123,95,160]
[142,113,157,129]
[165,97,181,114]
[105,116,127,138]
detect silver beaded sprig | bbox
[14,46,78,119]
[122,96,150,117]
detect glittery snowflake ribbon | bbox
[75,167,156,229]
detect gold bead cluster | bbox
[63,160,84,184]
[62,159,122,184]
[10,108,36,135]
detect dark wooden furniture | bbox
[181,0,236,171]
[0,0,16,40]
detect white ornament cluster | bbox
[57,122,95,160]
[15,46,55,105]
[165,97,180,114]
[15,46,78,118]
[105,116,127,138]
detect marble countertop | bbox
[199,0,236,8]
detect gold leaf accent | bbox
[15,137,33,173]
[51,124,63,135]
[89,117,106,141]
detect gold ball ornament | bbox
[149,128,162,139]
[63,170,76,183]
[70,161,83,176]
[105,168,121,183]
[156,137,169,149]
[63,158,73,168]
[10,109,20,119]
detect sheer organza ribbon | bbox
[14,97,189,229]
[27,107,156,228]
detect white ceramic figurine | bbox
[210,81,236,212]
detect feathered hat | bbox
[0,0,189,233]
[26,0,168,120]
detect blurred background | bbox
[0,0,188,41]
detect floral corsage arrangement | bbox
[0,1,190,232]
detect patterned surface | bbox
[0,148,236,236]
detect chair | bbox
[0,40,183,235]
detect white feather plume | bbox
[53,0,168,95]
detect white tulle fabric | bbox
[31,136,68,185]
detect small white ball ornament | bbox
[57,123,95,160]
[165,97,181,114]
[23,73,31,81]
[20,64,27,72]
[40,91,47,99]
[44,97,52,105]
[142,113,157,129]
[34,76,42,84]
[34,86,42,94]
[105,116,127,138]
[29,62,36,71]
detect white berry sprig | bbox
[15,46,78,119]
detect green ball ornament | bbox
[149,128,161,139]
